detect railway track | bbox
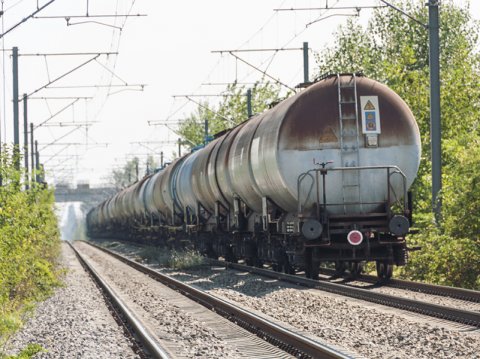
[317,268,480,303]
[78,240,359,359]
[205,259,480,329]
[67,241,172,359]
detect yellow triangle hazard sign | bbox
[364,100,375,110]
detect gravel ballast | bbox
[75,241,295,359]
[92,240,480,358]
[5,242,140,358]
[161,266,480,359]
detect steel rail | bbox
[83,241,356,359]
[317,268,480,303]
[66,241,171,359]
[206,259,480,328]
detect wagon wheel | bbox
[376,261,393,281]
[245,242,259,267]
[225,244,237,263]
[304,247,319,280]
[254,257,264,268]
[284,260,295,275]
[348,261,363,278]
[334,261,347,276]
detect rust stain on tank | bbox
[279,75,418,151]
[318,125,338,143]
[281,77,340,151]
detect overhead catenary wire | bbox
[161,1,288,128]
[16,40,141,176]
[90,0,137,122]
[226,51,295,92]
[0,0,56,38]
[5,0,29,12]
[24,1,387,185]
[306,12,360,28]
[34,99,81,129]
[26,54,101,97]
[0,0,142,186]
[33,13,146,19]
[178,95,236,127]
[232,0,341,87]
[274,5,387,12]
[39,125,83,151]
[192,0,342,112]
[160,0,303,148]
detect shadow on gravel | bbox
[165,266,301,298]
[85,238,304,299]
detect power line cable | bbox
[0,0,56,38]
[163,1,286,126]
[5,0,28,12]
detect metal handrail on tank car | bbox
[297,165,408,217]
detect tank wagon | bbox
[87,73,421,280]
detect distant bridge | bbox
[54,186,117,210]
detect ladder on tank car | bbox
[337,73,362,214]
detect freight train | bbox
[86,73,421,280]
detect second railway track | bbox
[316,268,480,303]
[205,258,480,329]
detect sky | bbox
[0,0,478,187]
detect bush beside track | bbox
[0,148,61,358]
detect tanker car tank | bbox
[87,73,421,280]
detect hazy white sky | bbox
[0,0,478,186]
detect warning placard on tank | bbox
[360,96,381,134]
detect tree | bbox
[315,0,480,288]
[111,157,140,189]
[177,81,283,149]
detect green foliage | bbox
[111,155,158,189]
[168,249,205,269]
[111,157,141,189]
[178,81,283,148]
[442,138,480,240]
[404,228,480,289]
[0,147,61,355]
[2,343,44,359]
[315,0,480,288]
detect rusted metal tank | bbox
[106,196,118,223]
[143,157,186,223]
[89,74,420,232]
[211,123,246,210]
[203,75,420,215]
[124,185,135,219]
[252,75,420,214]
[227,115,265,213]
[143,171,162,216]
[190,137,223,213]
[176,150,202,215]
[112,188,130,222]
[131,175,151,219]
[170,75,420,217]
